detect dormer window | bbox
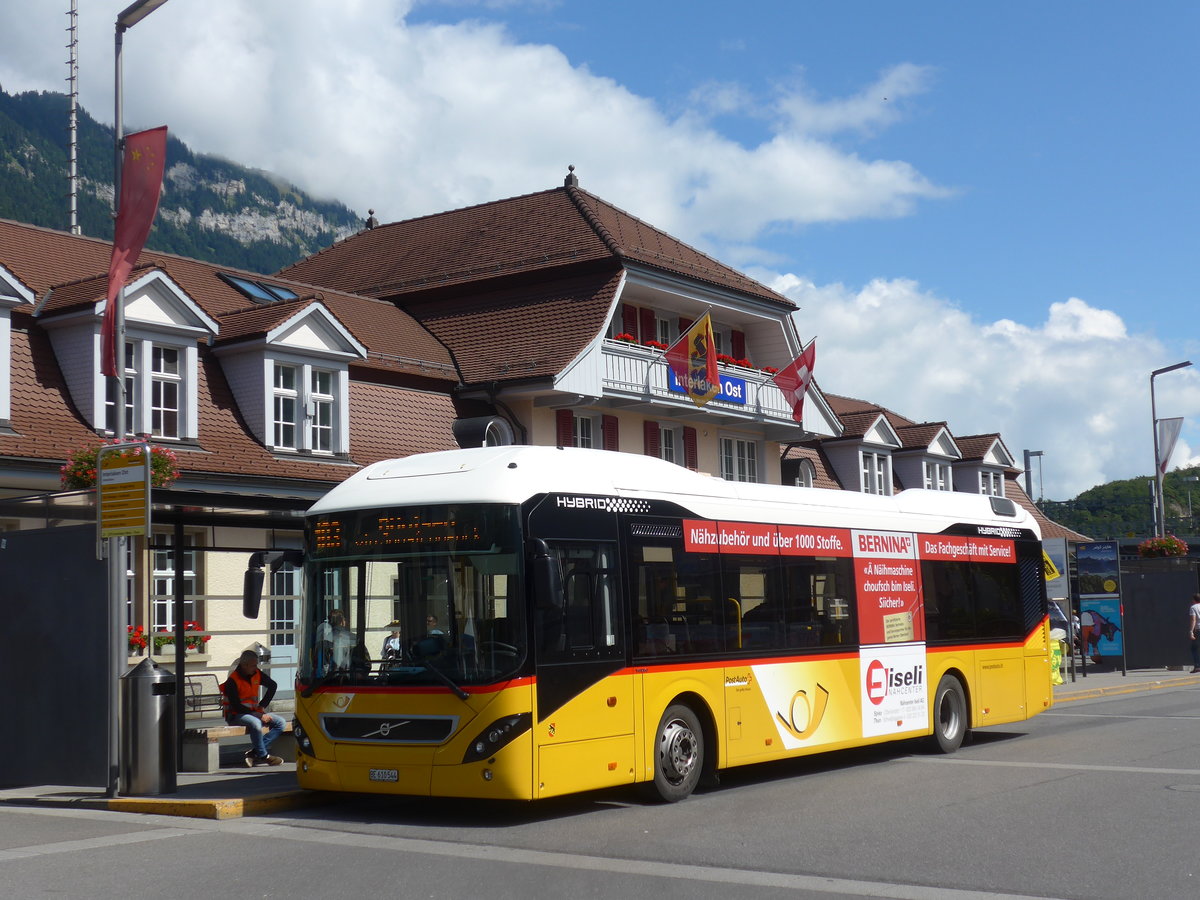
[923,461,952,491]
[271,362,338,453]
[980,471,1004,497]
[215,301,365,458]
[861,450,890,495]
[104,337,195,439]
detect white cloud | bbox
[768,273,1200,499]
[774,63,935,137]
[0,1,945,246]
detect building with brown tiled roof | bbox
[284,171,842,481]
[0,173,1084,697]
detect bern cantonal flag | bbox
[772,340,816,423]
[664,314,719,407]
[101,126,168,377]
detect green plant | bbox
[61,439,180,489]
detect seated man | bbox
[222,649,286,767]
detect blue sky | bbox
[1,1,1197,500]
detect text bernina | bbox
[556,496,609,509]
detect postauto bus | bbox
[269,445,1052,802]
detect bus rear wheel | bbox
[930,674,968,753]
[651,704,704,802]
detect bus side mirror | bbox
[528,539,563,610]
[243,550,304,619]
[243,552,267,619]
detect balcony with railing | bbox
[600,338,801,426]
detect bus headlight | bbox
[293,719,314,756]
[462,713,531,763]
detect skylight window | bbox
[219,273,299,304]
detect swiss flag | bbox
[772,340,816,424]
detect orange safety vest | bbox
[222,668,264,720]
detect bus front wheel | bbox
[930,674,968,753]
[650,704,704,802]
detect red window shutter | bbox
[643,420,660,457]
[621,305,639,337]
[639,308,656,343]
[602,415,619,452]
[678,316,693,335]
[556,409,574,447]
[731,329,746,361]
[683,427,698,471]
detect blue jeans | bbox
[234,713,286,758]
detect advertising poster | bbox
[1076,541,1123,664]
[860,643,927,738]
[851,530,924,644]
[1042,537,1069,601]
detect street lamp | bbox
[1023,450,1044,502]
[108,0,171,800]
[1150,360,1192,537]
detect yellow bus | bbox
[283,445,1053,802]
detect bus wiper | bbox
[411,635,470,700]
[299,667,345,698]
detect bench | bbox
[183,674,224,714]
[181,719,295,773]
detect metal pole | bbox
[1151,371,1163,538]
[106,19,127,802]
[174,517,185,771]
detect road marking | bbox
[222,819,1070,900]
[0,826,197,862]
[903,757,1200,776]
[1046,712,1200,720]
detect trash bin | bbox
[119,658,177,795]
[255,641,271,678]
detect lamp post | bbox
[1023,450,1044,503]
[108,0,170,800]
[1150,360,1192,538]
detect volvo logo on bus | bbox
[865,659,924,706]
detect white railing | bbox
[601,339,797,422]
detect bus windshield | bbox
[301,504,525,689]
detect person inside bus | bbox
[222,649,285,767]
[381,621,404,667]
[316,609,354,673]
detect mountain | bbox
[1039,467,1200,541]
[0,88,361,273]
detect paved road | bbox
[3,680,1199,899]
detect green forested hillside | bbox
[1040,467,1200,540]
[0,88,360,273]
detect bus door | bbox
[533,539,635,796]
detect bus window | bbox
[779,556,857,648]
[628,526,721,658]
[973,563,1022,639]
[723,555,779,651]
[538,542,621,662]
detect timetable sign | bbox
[99,446,149,538]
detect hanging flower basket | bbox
[1137,534,1188,558]
[60,439,180,490]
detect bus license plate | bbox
[369,768,398,783]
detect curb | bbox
[1,788,332,821]
[1055,673,1200,704]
